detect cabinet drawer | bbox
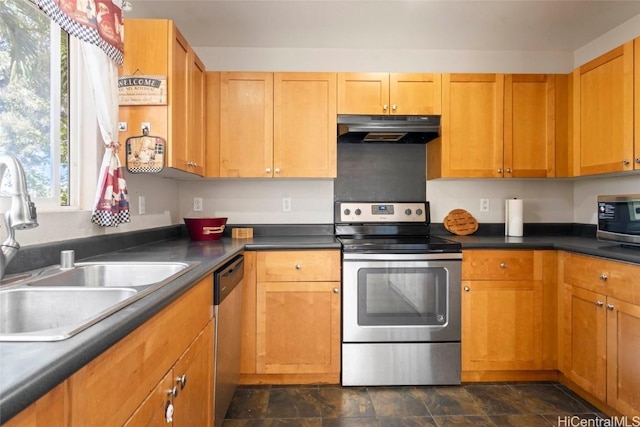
[257,250,340,282]
[562,252,640,304]
[462,250,538,281]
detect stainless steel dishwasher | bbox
[213,254,244,427]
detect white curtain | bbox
[82,43,130,227]
[35,0,130,226]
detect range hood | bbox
[338,114,441,143]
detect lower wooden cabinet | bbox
[560,251,640,416]
[240,250,341,384]
[461,250,557,380]
[125,321,214,427]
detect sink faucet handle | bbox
[60,250,75,270]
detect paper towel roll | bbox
[505,198,523,237]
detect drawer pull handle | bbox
[464,286,470,292]
[607,304,615,311]
[600,273,608,281]
[295,263,302,270]
[596,300,604,307]
[500,262,507,269]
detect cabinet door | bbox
[173,322,214,427]
[337,73,389,114]
[220,72,274,177]
[187,51,206,176]
[256,281,340,375]
[274,73,337,178]
[462,280,543,371]
[123,370,175,427]
[168,24,190,172]
[563,285,607,401]
[574,41,633,175]
[606,297,640,415]
[504,74,555,178]
[390,73,442,115]
[441,74,504,177]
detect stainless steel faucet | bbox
[0,155,38,280]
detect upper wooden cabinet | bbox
[504,74,556,178]
[428,73,558,179]
[218,72,336,178]
[119,19,205,175]
[337,73,441,115]
[429,74,504,178]
[573,41,634,176]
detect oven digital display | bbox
[372,204,394,215]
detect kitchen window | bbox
[0,0,73,209]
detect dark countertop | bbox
[2,230,640,424]
[0,235,339,424]
[440,234,640,265]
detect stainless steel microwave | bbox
[597,194,640,247]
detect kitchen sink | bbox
[0,261,199,341]
[0,287,138,341]
[32,261,194,288]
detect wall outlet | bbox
[480,198,490,212]
[282,197,292,212]
[138,196,146,215]
[193,197,203,212]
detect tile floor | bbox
[223,382,605,426]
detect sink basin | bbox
[0,287,138,341]
[32,261,193,288]
[0,261,199,341]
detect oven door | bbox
[342,253,461,343]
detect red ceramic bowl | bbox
[183,217,228,241]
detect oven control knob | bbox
[355,209,362,216]
[416,209,423,216]
[405,209,412,216]
[343,209,351,216]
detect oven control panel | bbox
[339,202,427,222]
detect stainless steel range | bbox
[335,201,462,386]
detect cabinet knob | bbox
[464,286,470,292]
[596,300,604,307]
[265,167,271,174]
[607,304,615,311]
[333,288,340,294]
[636,158,640,164]
[500,262,507,269]
[167,386,179,398]
[506,168,512,174]
[295,263,302,270]
[383,104,388,111]
[392,104,397,111]
[275,167,281,174]
[600,273,608,281]
[497,168,503,174]
[176,374,187,390]
[623,159,630,166]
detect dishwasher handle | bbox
[214,255,244,305]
